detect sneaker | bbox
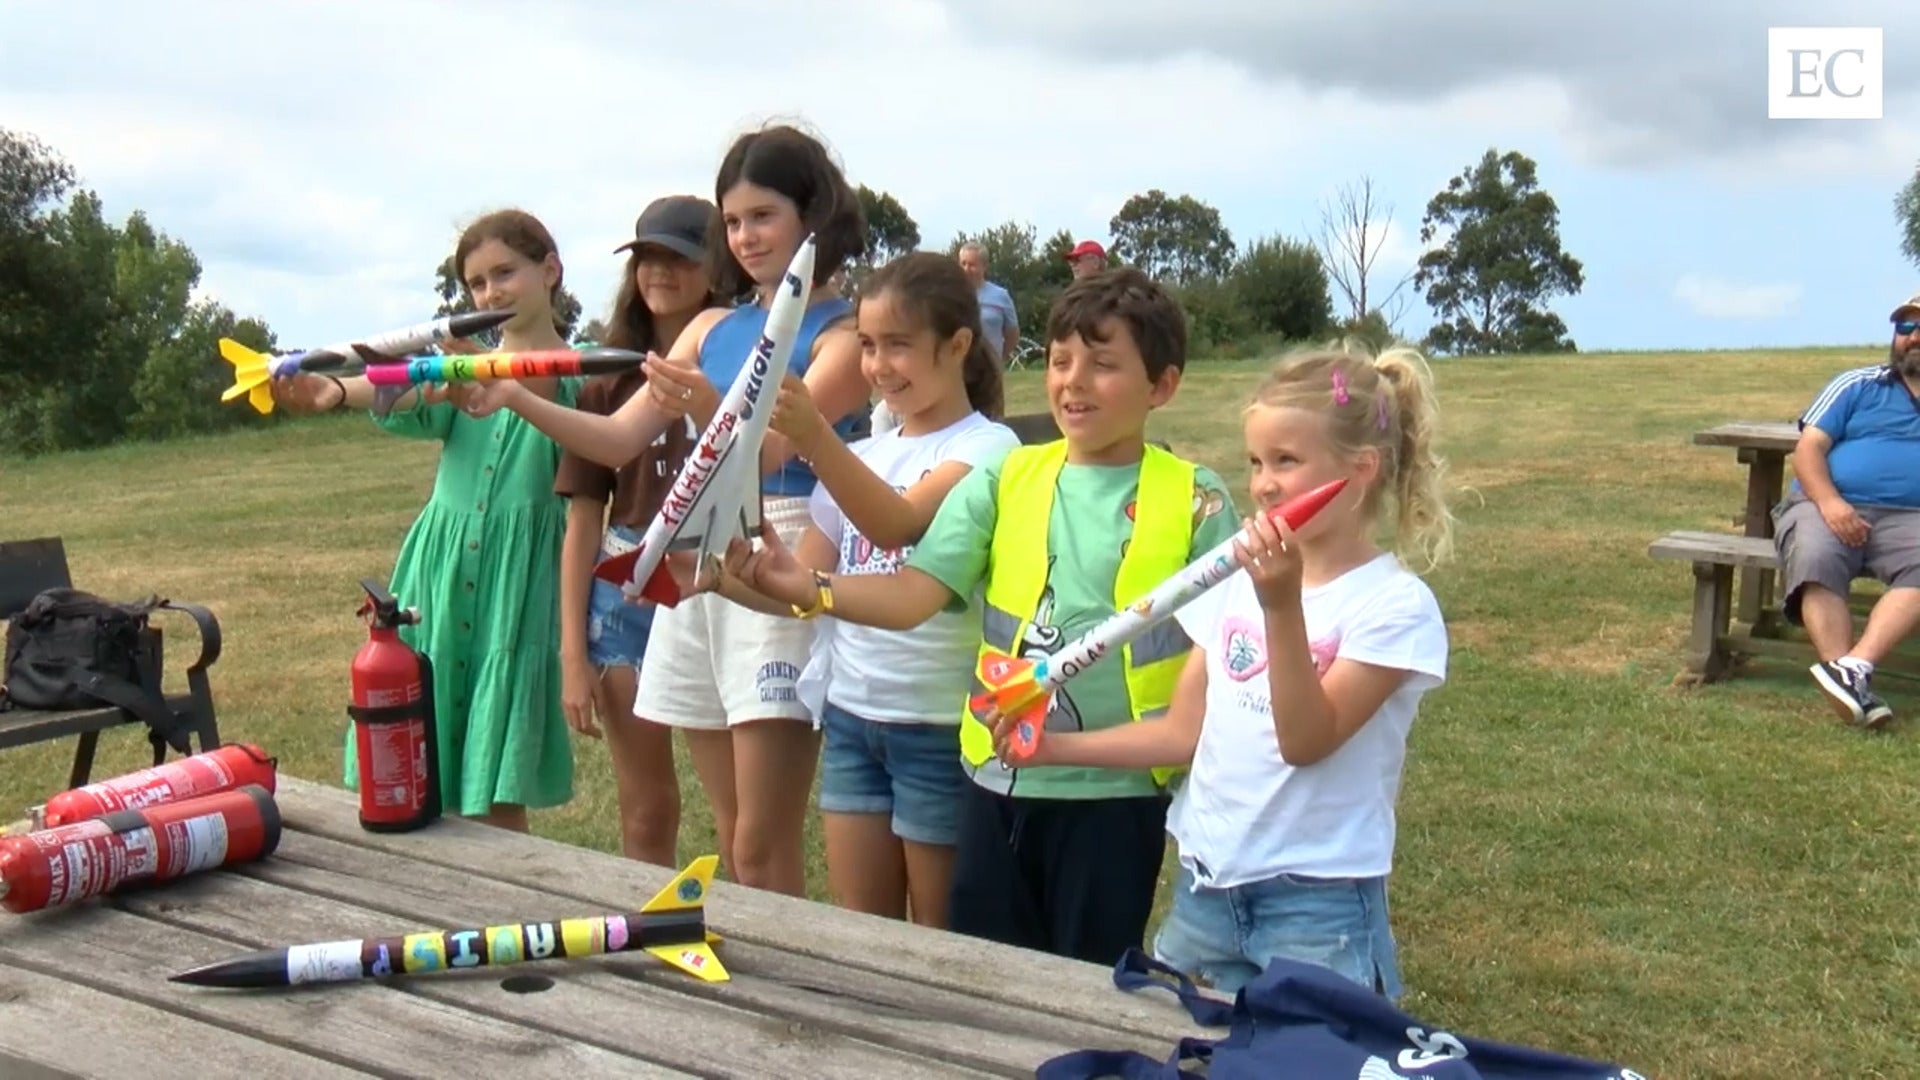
[1861,688,1895,729]
[1810,661,1893,728]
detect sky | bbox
[4,0,1919,355]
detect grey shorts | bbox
[1772,493,1920,624]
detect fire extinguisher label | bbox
[368,725,421,809]
[365,686,417,708]
[34,820,111,907]
[122,825,159,880]
[162,813,231,878]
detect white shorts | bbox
[632,496,818,728]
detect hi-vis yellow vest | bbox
[960,438,1196,790]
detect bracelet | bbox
[325,375,348,411]
[790,570,834,619]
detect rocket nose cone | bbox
[449,310,514,335]
[1276,476,1349,529]
[781,235,818,298]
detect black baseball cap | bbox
[614,195,714,261]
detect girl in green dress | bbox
[269,208,579,831]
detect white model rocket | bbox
[591,234,818,607]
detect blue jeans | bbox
[586,525,655,669]
[1152,861,1403,1000]
[817,701,967,846]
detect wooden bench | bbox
[1648,529,1920,687]
[0,536,224,788]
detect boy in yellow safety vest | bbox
[723,267,1240,966]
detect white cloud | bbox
[0,0,1903,356]
[1672,274,1804,320]
[5,0,1566,350]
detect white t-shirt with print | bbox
[799,411,1021,724]
[1165,552,1448,888]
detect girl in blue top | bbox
[465,123,870,897]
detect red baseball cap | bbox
[1066,240,1106,261]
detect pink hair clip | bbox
[1330,371,1349,405]
[1376,393,1390,430]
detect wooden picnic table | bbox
[1692,420,1799,631]
[0,776,1205,1079]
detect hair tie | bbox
[1330,370,1349,405]
[1376,393,1391,430]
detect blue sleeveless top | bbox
[699,295,862,497]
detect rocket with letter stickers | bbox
[167,855,728,988]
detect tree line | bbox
[3,123,1590,457]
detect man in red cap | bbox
[1066,239,1107,279]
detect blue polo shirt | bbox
[977,281,1018,361]
[1795,363,1920,508]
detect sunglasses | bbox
[1900,321,1920,335]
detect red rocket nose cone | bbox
[1273,476,1349,529]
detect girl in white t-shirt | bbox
[991,342,1455,1001]
[712,251,1019,927]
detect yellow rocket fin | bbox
[639,855,718,915]
[646,941,729,982]
[218,338,275,413]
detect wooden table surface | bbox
[1691,419,1799,452]
[0,776,1206,1079]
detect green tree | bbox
[1894,161,1920,269]
[1413,148,1583,356]
[129,301,278,440]
[0,128,284,455]
[1108,189,1236,285]
[852,184,920,285]
[1230,235,1336,342]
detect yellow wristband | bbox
[790,571,834,619]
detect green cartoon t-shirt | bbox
[908,448,1240,800]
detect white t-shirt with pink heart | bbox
[1165,551,1449,891]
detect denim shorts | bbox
[817,700,967,846]
[1152,860,1403,1000]
[586,524,655,669]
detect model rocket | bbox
[168,855,727,989]
[361,347,649,388]
[592,234,817,607]
[975,476,1350,762]
[219,310,514,415]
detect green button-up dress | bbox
[342,381,581,815]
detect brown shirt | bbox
[551,371,693,528]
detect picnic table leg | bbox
[1738,448,1785,635]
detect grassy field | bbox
[5,348,1919,1077]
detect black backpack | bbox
[1,588,195,759]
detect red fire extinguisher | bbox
[34,743,279,830]
[0,784,281,914]
[347,578,441,833]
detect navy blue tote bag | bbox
[1037,949,1647,1080]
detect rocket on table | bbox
[168,855,728,989]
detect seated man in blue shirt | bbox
[1774,294,1920,728]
